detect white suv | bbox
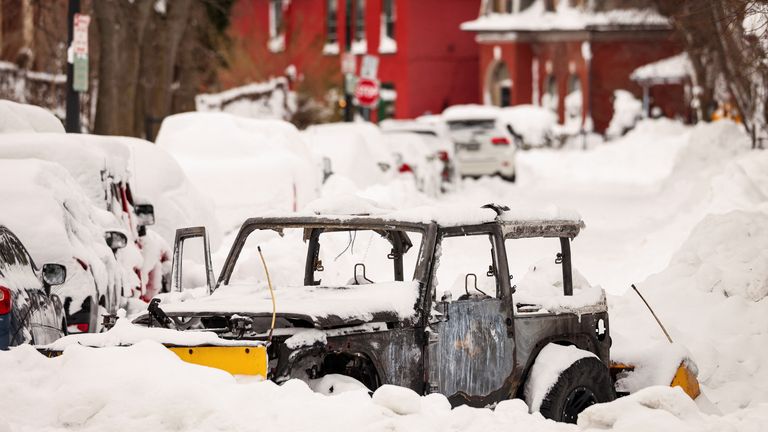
[443,105,517,182]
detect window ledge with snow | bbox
[323,42,340,56]
[351,39,367,55]
[379,35,397,54]
[268,34,286,53]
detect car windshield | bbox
[227,225,424,288]
[447,119,495,131]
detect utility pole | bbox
[344,0,353,122]
[65,0,81,133]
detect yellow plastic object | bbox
[167,345,268,377]
[671,362,701,400]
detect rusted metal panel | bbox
[428,298,516,403]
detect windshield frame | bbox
[217,217,436,290]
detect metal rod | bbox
[631,284,674,343]
[257,246,277,343]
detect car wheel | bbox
[501,173,516,183]
[530,356,615,423]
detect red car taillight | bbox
[437,150,450,162]
[0,286,11,315]
[491,136,510,145]
[399,163,414,174]
[76,323,89,333]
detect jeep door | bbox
[426,226,516,407]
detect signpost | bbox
[72,13,90,92]
[360,55,379,79]
[354,77,380,108]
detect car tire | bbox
[501,173,516,183]
[533,356,615,423]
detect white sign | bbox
[341,53,356,75]
[72,13,90,58]
[360,55,379,79]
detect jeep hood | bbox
[148,281,420,329]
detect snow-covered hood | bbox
[142,281,420,329]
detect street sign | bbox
[360,54,379,79]
[72,13,90,92]
[72,14,90,57]
[344,73,357,95]
[355,78,380,107]
[341,53,356,75]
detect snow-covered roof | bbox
[462,0,669,33]
[442,104,501,122]
[0,100,64,133]
[630,53,692,84]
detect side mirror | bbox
[134,203,155,227]
[105,231,128,251]
[41,263,67,291]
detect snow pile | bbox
[155,112,321,230]
[44,318,264,350]
[611,341,694,395]
[0,100,64,133]
[517,118,690,186]
[610,210,768,412]
[580,386,768,431]
[606,90,643,139]
[372,385,423,415]
[524,344,598,412]
[499,105,557,148]
[514,259,606,314]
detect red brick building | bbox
[462,0,682,133]
[230,0,482,120]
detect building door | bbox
[487,61,512,107]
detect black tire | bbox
[536,357,615,423]
[500,172,516,183]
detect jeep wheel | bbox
[536,356,615,423]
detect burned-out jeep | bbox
[139,204,614,422]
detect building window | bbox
[379,0,396,54]
[268,0,285,52]
[542,74,558,112]
[488,61,512,107]
[565,74,583,130]
[351,0,367,54]
[324,0,339,54]
[491,0,514,13]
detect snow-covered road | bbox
[1,119,767,431]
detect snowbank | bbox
[606,90,643,139]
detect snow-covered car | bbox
[0,225,67,348]
[137,203,619,423]
[156,112,321,231]
[300,125,390,189]
[498,105,558,150]
[381,131,444,197]
[0,100,64,134]
[381,119,459,190]
[442,105,517,181]
[0,160,124,334]
[304,122,396,182]
[0,133,169,302]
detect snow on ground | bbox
[2,116,767,430]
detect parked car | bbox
[156,112,321,231]
[498,105,558,150]
[0,225,67,349]
[381,119,459,190]
[304,122,396,182]
[0,133,169,301]
[382,131,444,197]
[301,125,391,189]
[442,105,517,182]
[0,159,124,334]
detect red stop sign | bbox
[355,78,380,107]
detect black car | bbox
[0,225,67,349]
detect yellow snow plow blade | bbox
[166,345,268,377]
[610,361,700,400]
[670,362,700,399]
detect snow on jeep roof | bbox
[441,104,501,122]
[254,198,584,237]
